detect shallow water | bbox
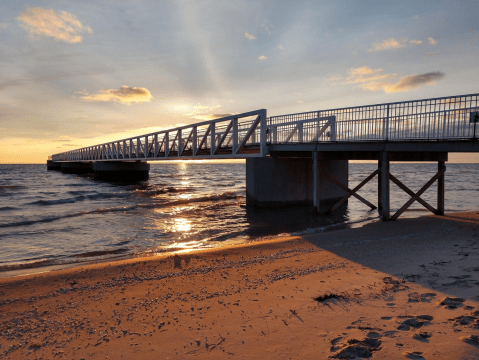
[0,162,477,272]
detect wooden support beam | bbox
[437,161,445,215]
[380,152,390,220]
[389,174,437,214]
[323,169,379,214]
[390,168,444,221]
[319,169,377,210]
[313,152,320,213]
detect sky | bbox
[1,0,478,163]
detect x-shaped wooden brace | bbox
[320,169,378,214]
[389,167,445,221]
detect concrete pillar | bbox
[61,161,93,174]
[437,161,445,215]
[46,160,62,171]
[92,161,149,182]
[246,157,348,208]
[379,152,390,220]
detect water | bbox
[0,162,477,274]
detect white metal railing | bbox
[51,93,479,162]
[51,110,267,161]
[268,93,479,144]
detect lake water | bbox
[0,162,477,275]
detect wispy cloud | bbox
[369,37,425,51]
[368,38,407,51]
[258,55,267,60]
[277,44,284,50]
[192,113,237,121]
[385,72,445,93]
[80,85,153,104]
[0,23,8,29]
[410,39,423,45]
[346,66,444,93]
[17,7,92,43]
[428,37,437,45]
[244,32,256,40]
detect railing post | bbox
[136,138,140,159]
[154,135,158,158]
[232,118,238,154]
[192,126,197,156]
[330,116,337,141]
[260,109,267,156]
[210,122,216,155]
[122,141,126,159]
[298,123,303,143]
[178,129,182,157]
[144,136,148,158]
[165,132,169,157]
[129,140,133,159]
[385,104,389,141]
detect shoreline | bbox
[1,211,479,359]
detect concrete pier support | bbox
[46,160,62,171]
[246,157,348,208]
[61,162,93,174]
[92,161,149,182]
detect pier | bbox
[49,93,479,220]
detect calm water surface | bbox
[0,162,477,274]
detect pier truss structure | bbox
[50,93,479,220]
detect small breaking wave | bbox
[28,192,131,206]
[163,192,241,207]
[0,205,139,228]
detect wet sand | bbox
[1,211,479,359]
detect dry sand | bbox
[1,211,479,359]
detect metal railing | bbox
[51,93,479,161]
[52,110,267,161]
[268,93,479,144]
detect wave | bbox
[134,187,195,197]
[28,192,131,206]
[162,192,241,207]
[0,206,17,212]
[0,205,138,229]
[0,247,130,272]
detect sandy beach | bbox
[1,211,479,359]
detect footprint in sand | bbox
[412,332,432,342]
[462,335,479,348]
[407,292,436,303]
[404,351,425,359]
[329,336,382,359]
[397,315,433,331]
[440,297,465,309]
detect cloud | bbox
[192,113,237,121]
[244,32,256,40]
[258,55,267,60]
[81,85,153,104]
[369,37,425,51]
[277,44,284,50]
[0,23,8,29]
[368,38,407,51]
[428,37,437,45]
[384,72,445,93]
[410,39,423,45]
[346,66,444,93]
[17,7,92,43]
